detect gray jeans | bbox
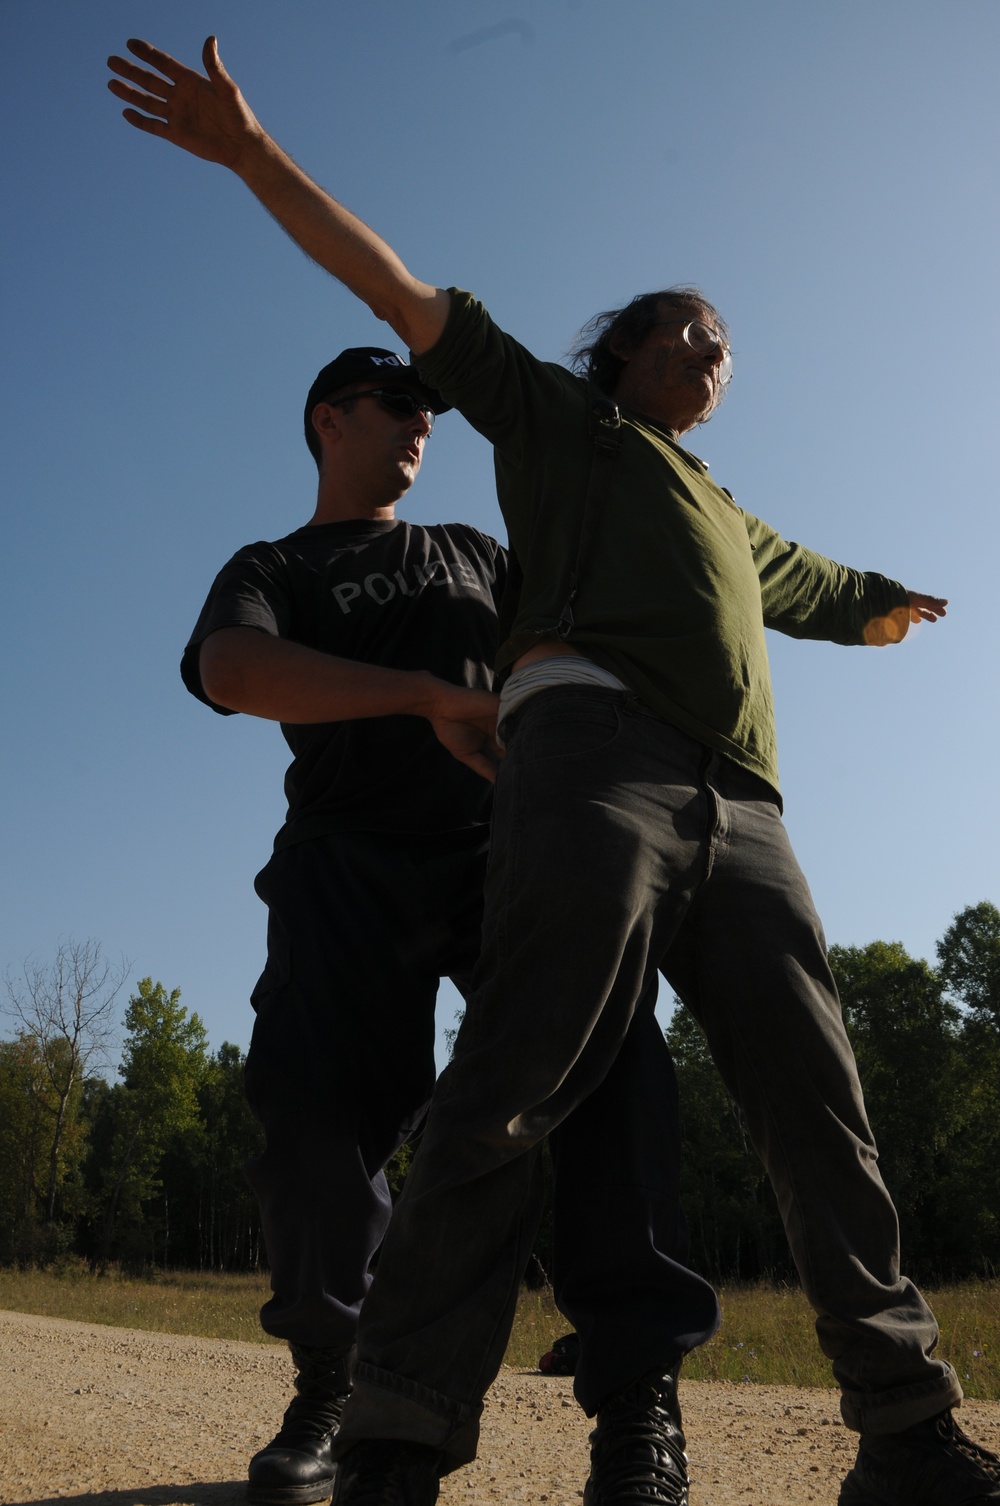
[335,688,960,1470]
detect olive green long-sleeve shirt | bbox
[416,292,909,795]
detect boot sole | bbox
[247,1478,337,1506]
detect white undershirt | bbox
[497,655,627,745]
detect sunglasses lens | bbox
[378,391,434,428]
[378,391,416,416]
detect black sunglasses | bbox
[325,388,436,430]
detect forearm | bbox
[235,133,448,352]
[200,627,444,723]
[747,514,910,644]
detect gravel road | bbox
[2,1309,998,1506]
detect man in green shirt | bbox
[108,37,1000,1506]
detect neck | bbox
[308,475,400,526]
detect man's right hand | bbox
[424,684,504,785]
[107,37,259,171]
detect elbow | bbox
[199,631,257,710]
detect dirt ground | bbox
[2,1309,998,1506]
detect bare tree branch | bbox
[3,939,130,1222]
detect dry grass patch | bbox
[1,1268,996,1401]
[0,1263,279,1344]
[505,1280,1000,1402]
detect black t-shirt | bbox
[181,518,507,848]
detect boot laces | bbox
[268,1345,350,1447]
[588,1372,688,1506]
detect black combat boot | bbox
[839,1408,1000,1504]
[332,1441,442,1506]
[584,1364,688,1505]
[247,1343,353,1505]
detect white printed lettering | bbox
[454,562,484,590]
[333,581,362,615]
[365,573,397,605]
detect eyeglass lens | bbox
[683,323,733,384]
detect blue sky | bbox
[2,1,998,1067]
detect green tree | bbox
[829,940,969,1275]
[935,903,1000,1274]
[0,1036,51,1262]
[93,979,209,1268]
[189,1042,264,1270]
[937,901,1000,1028]
[665,1005,786,1281]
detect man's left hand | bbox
[908,591,948,624]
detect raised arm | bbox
[200,629,502,782]
[107,37,449,353]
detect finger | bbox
[107,56,173,99]
[125,38,201,84]
[203,36,226,80]
[203,36,240,95]
[107,79,169,119]
[464,752,499,784]
[120,108,170,137]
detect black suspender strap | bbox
[553,391,624,639]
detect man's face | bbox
[611,303,729,434]
[318,383,433,500]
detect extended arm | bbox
[107,37,449,353]
[200,627,501,781]
[744,511,948,646]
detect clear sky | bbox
[2,1,997,1068]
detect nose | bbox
[413,408,432,439]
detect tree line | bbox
[1,947,262,1271]
[668,901,1000,1283]
[2,903,998,1283]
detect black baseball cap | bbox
[303,347,450,459]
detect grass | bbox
[511,1281,1000,1401]
[0,1264,279,1346]
[1,1267,997,1401]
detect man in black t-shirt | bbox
[182,347,506,1505]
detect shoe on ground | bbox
[584,1365,688,1506]
[539,1331,580,1376]
[247,1343,352,1505]
[332,1440,441,1506]
[839,1409,1000,1504]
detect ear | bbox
[607,329,633,363]
[311,402,342,446]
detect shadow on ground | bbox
[5,1484,249,1506]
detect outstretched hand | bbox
[863,591,948,645]
[908,592,948,624]
[107,37,260,171]
[426,687,504,784]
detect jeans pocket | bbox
[520,688,623,763]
